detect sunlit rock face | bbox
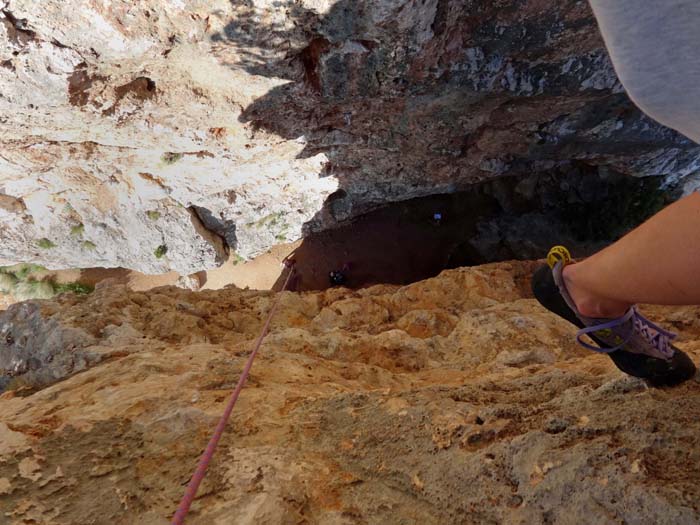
[1,0,699,273]
[1,262,700,523]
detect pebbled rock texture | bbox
[1,0,700,272]
[0,301,97,392]
[1,261,700,523]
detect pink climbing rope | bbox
[171,264,296,524]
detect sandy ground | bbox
[203,241,301,291]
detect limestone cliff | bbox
[1,261,699,524]
[2,0,700,273]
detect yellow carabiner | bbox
[547,245,572,269]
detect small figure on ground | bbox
[329,262,351,287]
[329,270,346,286]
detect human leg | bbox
[563,192,700,318]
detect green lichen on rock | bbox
[54,282,94,295]
[146,210,160,220]
[0,272,18,293]
[82,240,97,251]
[14,281,57,300]
[250,211,286,229]
[0,264,93,300]
[10,264,47,280]
[37,238,57,249]
[161,152,183,165]
[154,245,168,259]
[70,224,85,237]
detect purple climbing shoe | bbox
[551,261,676,360]
[532,248,696,387]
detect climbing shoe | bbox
[531,246,697,387]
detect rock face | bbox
[1,0,699,273]
[1,261,700,523]
[0,301,97,392]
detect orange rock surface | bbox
[1,261,700,524]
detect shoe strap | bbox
[575,308,636,353]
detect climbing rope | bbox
[171,264,296,524]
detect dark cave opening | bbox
[274,167,670,291]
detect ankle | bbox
[562,263,631,318]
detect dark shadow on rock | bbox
[210,0,700,290]
[191,205,238,251]
[193,270,208,288]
